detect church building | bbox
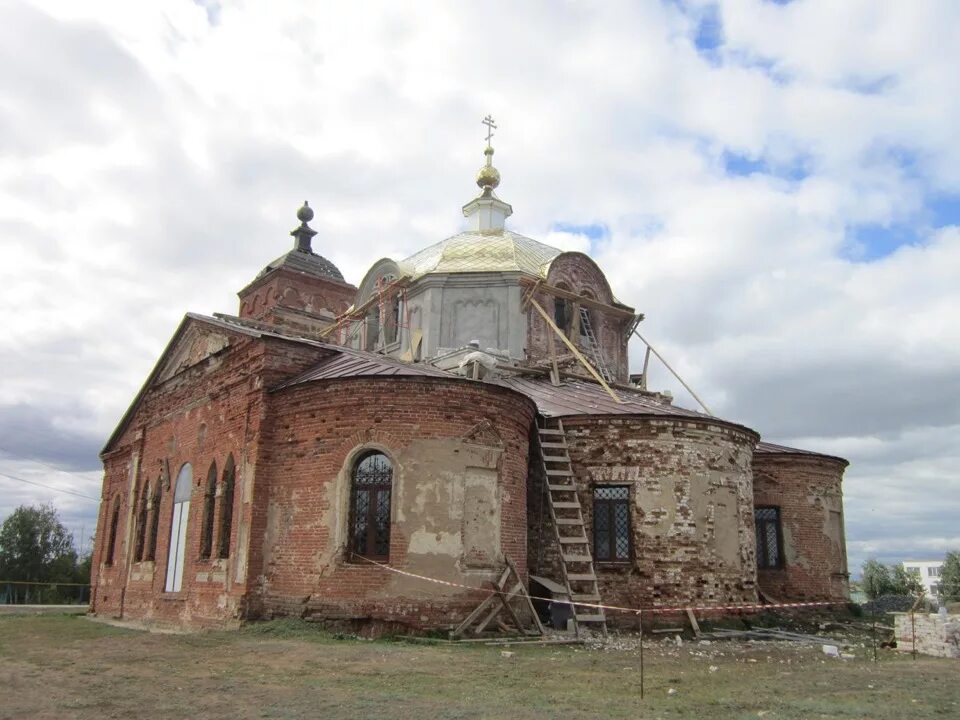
[91,125,849,632]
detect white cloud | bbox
[1,0,958,574]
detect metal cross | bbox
[482,115,497,146]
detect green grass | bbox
[0,614,956,719]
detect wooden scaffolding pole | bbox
[529,298,622,404]
[631,329,713,415]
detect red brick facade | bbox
[250,377,535,626]
[238,265,356,335]
[752,452,849,601]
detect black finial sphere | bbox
[297,201,314,223]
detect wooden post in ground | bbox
[639,610,645,700]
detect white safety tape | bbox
[355,556,843,616]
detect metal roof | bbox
[256,248,346,283]
[492,375,740,423]
[273,346,456,390]
[399,230,561,280]
[755,440,848,464]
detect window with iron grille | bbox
[755,506,783,569]
[593,486,631,562]
[217,455,236,559]
[349,451,393,561]
[199,462,217,559]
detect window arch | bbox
[146,478,162,561]
[199,462,217,559]
[553,282,573,334]
[348,451,393,561]
[217,454,236,559]
[133,482,150,562]
[164,463,192,593]
[104,496,122,567]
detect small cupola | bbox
[462,115,513,233]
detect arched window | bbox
[104,497,121,566]
[348,451,393,561]
[146,479,162,561]
[217,455,236,559]
[134,482,150,562]
[199,462,217,559]
[164,463,192,593]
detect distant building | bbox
[902,560,944,598]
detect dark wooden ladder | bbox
[535,416,607,637]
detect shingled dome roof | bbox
[256,248,345,283]
[400,229,561,280]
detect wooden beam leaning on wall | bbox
[518,276,641,320]
[528,297,624,404]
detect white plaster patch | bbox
[408,529,462,556]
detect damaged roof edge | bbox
[755,441,849,466]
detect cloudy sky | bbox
[1,0,958,574]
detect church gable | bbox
[155,322,234,384]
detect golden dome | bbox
[476,146,501,189]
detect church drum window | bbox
[199,462,217,559]
[348,451,393,562]
[217,455,236,559]
[105,497,122,567]
[165,463,193,593]
[553,282,572,334]
[593,486,631,562]
[755,506,784,569]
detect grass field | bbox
[0,614,956,719]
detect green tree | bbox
[940,551,960,602]
[892,564,924,596]
[861,559,894,599]
[0,504,79,584]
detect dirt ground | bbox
[0,614,956,719]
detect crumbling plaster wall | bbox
[252,377,535,629]
[752,453,849,601]
[91,327,328,628]
[531,416,759,615]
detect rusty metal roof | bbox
[492,375,737,423]
[755,440,848,464]
[274,346,456,390]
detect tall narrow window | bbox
[217,455,236,559]
[105,497,122,566]
[554,282,572,334]
[146,479,162,561]
[593,486,631,562]
[199,462,217,559]
[164,463,192,593]
[755,506,783,569]
[134,482,149,562]
[349,451,393,561]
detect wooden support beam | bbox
[631,329,713,415]
[520,276,639,319]
[318,278,408,339]
[529,298,623,404]
[686,608,701,637]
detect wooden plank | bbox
[529,298,623,404]
[451,593,497,639]
[686,608,701,637]
[519,276,638,319]
[632,329,713,415]
[506,556,545,636]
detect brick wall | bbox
[238,266,356,332]
[752,453,849,601]
[530,416,759,621]
[525,253,632,383]
[895,612,960,658]
[90,324,328,628]
[250,377,536,629]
